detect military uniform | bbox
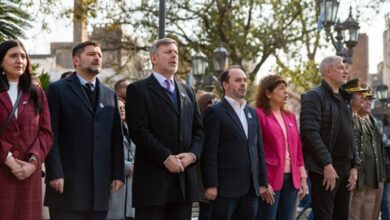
[347,80,385,220]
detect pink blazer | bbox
[256,108,305,191]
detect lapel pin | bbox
[181,92,186,98]
[288,122,293,127]
[247,112,252,119]
[22,101,27,104]
[100,103,104,108]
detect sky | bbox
[23,1,389,76]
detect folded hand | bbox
[12,159,36,180]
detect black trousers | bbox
[135,202,192,220]
[309,162,351,220]
[211,188,258,220]
[49,209,107,220]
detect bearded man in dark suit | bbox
[44,41,124,220]
[201,67,269,220]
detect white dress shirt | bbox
[225,96,248,138]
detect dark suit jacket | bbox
[125,74,204,207]
[44,73,124,211]
[201,98,267,198]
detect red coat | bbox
[0,88,52,220]
[256,108,305,191]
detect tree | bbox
[89,0,316,82]
[273,0,322,92]
[32,63,51,90]
[22,0,389,91]
[0,0,31,40]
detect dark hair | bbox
[0,40,41,113]
[60,71,73,79]
[254,75,288,114]
[114,78,129,91]
[72,40,101,57]
[197,93,217,113]
[219,65,243,93]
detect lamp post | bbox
[159,0,166,39]
[376,84,389,126]
[191,44,229,92]
[191,50,208,90]
[213,43,229,75]
[319,0,360,63]
[376,84,389,108]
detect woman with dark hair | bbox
[197,93,217,114]
[0,40,52,220]
[254,75,307,220]
[107,99,135,220]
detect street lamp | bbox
[213,43,229,75]
[375,84,389,125]
[376,84,389,107]
[191,44,228,91]
[191,50,208,89]
[319,0,360,63]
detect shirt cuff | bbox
[163,155,171,165]
[5,152,12,161]
[189,153,197,163]
[29,155,38,171]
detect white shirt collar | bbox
[224,96,247,110]
[76,73,96,89]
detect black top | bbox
[332,93,353,161]
[300,80,360,175]
[83,82,98,110]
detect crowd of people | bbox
[0,37,389,220]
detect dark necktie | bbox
[85,83,94,92]
[84,83,97,108]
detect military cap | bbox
[342,78,369,93]
[363,87,375,99]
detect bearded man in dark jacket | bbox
[300,56,360,220]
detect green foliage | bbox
[31,63,51,90]
[0,0,31,40]
[82,0,322,85]
[37,72,51,90]
[277,59,321,93]
[22,0,387,92]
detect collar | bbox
[153,72,175,91]
[224,96,247,109]
[321,80,351,101]
[76,73,96,88]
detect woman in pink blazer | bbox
[254,75,307,220]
